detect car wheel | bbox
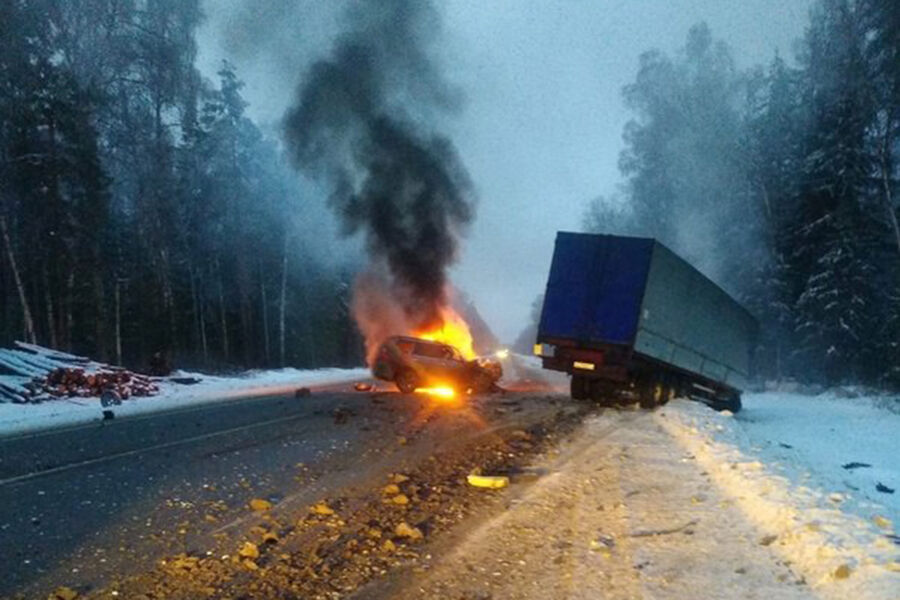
[395,370,419,394]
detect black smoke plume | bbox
[282,0,474,335]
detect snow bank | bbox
[657,394,900,598]
[0,367,368,437]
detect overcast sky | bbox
[197,0,812,344]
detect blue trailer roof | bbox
[538,232,654,345]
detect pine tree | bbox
[790,0,884,382]
[741,55,806,378]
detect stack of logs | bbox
[0,342,161,403]
[27,367,159,400]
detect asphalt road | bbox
[0,385,392,597]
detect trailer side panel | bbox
[634,242,757,388]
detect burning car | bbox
[372,336,502,395]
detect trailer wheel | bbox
[638,382,665,409]
[660,383,676,405]
[570,375,589,400]
[589,379,619,406]
[711,393,742,413]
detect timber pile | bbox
[0,342,159,404]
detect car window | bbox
[442,346,463,361]
[395,340,414,354]
[413,342,445,358]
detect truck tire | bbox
[570,375,589,400]
[395,370,419,394]
[590,379,618,407]
[638,381,666,410]
[710,392,742,413]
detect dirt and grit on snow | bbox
[365,394,899,600]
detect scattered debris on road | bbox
[629,519,699,538]
[875,482,895,494]
[843,461,873,470]
[71,395,586,599]
[466,472,510,489]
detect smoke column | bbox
[282,0,474,358]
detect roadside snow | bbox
[0,367,369,437]
[658,393,900,598]
[738,392,899,523]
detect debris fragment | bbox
[875,482,895,494]
[759,534,778,546]
[394,522,423,540]
[311,502,335,516]
[629,519,699,538]
[249,498,273,512]
[589,534,615,553]
[382,484,400,495]
[295,387,311,398]
[872,515,892,529]
[833,564,852,579]
[333,406,354,424]
[842,462,872,470]
[242,559,258,571]
[238,542,259,560]
[354,382,373,392]
[262,531,279,545]
[391,493,410,505]
[166,554,199,572]
[48,587,79,600]
[466,473,510,489]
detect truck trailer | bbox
[535,232,758,412]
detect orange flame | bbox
[414,386,456,400]
[414,305,477,360]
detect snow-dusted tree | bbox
[789,0,885,382]
[857,0,900,386]
[618,23,756,295]
[741,55,806,379]
[0,0,110,356]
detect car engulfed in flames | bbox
[371,335,503,398]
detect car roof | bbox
[385,335,445,347]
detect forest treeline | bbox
[582,0,900,388]
[0,1,364,370]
